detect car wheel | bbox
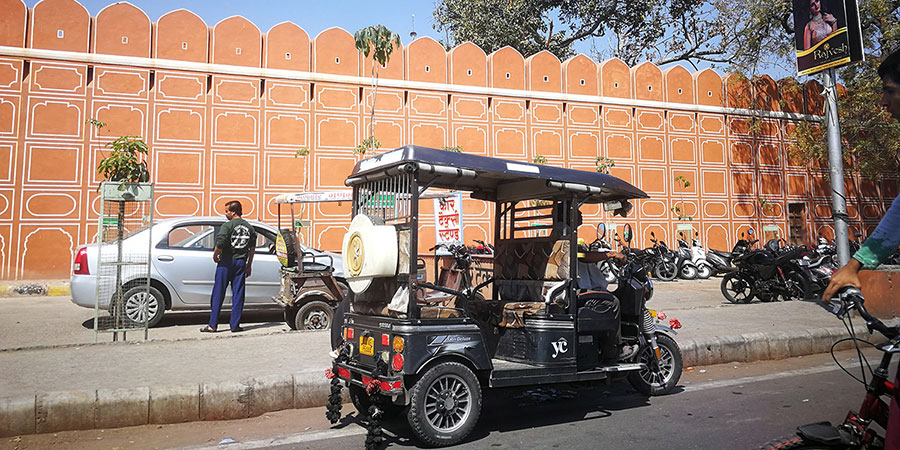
[122,285,165,327]
[407,362,482,447]
[296,299,334,330]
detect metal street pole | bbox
[823,67,851,266]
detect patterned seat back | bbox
[493,238,570,302]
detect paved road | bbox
[9,348,879,449]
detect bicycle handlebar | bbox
[827,287,900,340]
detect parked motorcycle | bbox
[705,234,754,276]
[803,236,837,298]
[649,232,696,282]
[678,231,712,279]
[720,228,811,303]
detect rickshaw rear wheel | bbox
[408,362,482,447]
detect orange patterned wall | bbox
[0,0,889,279]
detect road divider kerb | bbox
[0,324,885,438]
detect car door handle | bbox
[157,255,174,262]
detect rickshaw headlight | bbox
[392,336,405,353]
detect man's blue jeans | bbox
[208,258,247,331]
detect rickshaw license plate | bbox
[359,336,374,356]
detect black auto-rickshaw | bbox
[327,145,682,447]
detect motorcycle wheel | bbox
[780,272,812,302]
[627,334,682,396]
[679,263,698,280]
[696,263,712,279]
[654,261,678,282]
[758,436,831,450]
[721,272,755,304]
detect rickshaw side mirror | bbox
[622,224,633,244]
[747,227,755,236]
[596,223,606,240]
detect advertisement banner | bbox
[434,192,463,254]
[792,0,863,76]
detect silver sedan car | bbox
[70,216,344,327]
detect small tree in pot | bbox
[91,120,153,329]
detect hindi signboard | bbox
[793,0,864,76]
[434,192,463,254]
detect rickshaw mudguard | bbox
[411,340,493,377]
[653,325,678,335]
[293,288,338,305]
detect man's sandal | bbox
[199,326,217,333]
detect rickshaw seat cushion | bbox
[494,239,570,281]
[498,302,546,328]
[420,306,460,319]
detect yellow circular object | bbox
[346,232,365,276]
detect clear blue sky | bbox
[26,0,442,48]
[24,0,793,79]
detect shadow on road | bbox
[341,380,678,448]
[80,309,285,330]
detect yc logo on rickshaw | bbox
[551,337,568,358]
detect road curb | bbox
[0,324,883,438]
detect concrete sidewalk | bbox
[0,279,884,438]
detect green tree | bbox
[355,25,400,155]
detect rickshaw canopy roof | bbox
[345,146,648,203]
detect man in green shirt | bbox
[200,200,257,333]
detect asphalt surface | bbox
[9,349,879,450]
[1,277,882,442]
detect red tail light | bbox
[73,247,89,275]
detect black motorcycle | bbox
[720,230,812,303]
[706,234,753,276]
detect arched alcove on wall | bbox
[526,50,561,93]
[599,58,632,98]
[406,36,447,83]
[562,54,597,96]
[633,62,663,102]
[93,2,151,57]
[30,0,90,52]
[212,16,261,67]
[664,65,694,104]
[0,0,27,47]
[488,46,525,90]
[155,9,208,62]
[449,42,487,87]
[313,27,358,76]
[695,68,723,107]
[265,22,310,71]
